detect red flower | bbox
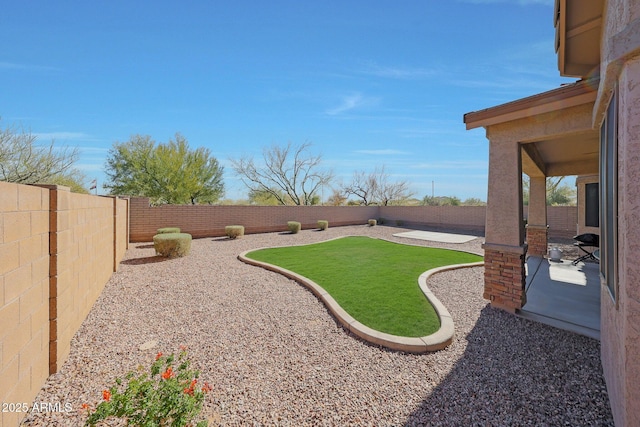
[180,345,187,351]
[155,352,163,361]
[183,387,194,396]
[201,382,213,393]
[102,390,111,401]
[161,367,174,380]
[81,403,90,410]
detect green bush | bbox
[317,220,329,231]
[153,233,192,257]
[287,221,301,234]
[225,225,245,239]
[377,218,385,225]
[157,227,181,234]
[395,219,405,226]
[368,219,377,226]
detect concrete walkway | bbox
[393,230,478,244]
[519,257,601,339]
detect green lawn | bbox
[245,236,482,337]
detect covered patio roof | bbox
[464,78,599,178]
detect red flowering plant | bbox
[84,347,210,427]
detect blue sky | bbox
[1,0,574,201]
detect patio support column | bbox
[483,137,527,313]
[526,176,548,257]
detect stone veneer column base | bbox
[482,244,527,313]
[526,225,548,257]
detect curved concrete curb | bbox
[238,237,484,353]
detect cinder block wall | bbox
[0,183,50,427]
[378,206,486,232]
[546,206,578,238]
[48,189,128,374]
[129,197,578,242]
[129,198,380,242]
[0,183,128,426]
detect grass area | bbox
[246,236,482,337]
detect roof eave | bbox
[463,78,599,130]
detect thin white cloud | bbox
[33,132,97,141]
[0,62,24,69]
[354,149,410,155]
[360,62,440,80]
[411,160,488,170]
[0,61,60,72]
[325,93,379,115]
[75,163,105,172]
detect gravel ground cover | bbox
[22,225,613,426]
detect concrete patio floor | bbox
[519,256,601,340]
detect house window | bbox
[585,183,599,227]
[600,89,618,302]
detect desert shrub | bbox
[153,233,192,257]
[287,221,301,234]
[225,225,245,239]
[157,227,180,234]
[377,218,386,225]
[317,220,329,231]
[395,219,405,226]
[368,219,377,226]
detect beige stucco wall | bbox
[597,2,640,425]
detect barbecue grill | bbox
[571,233,599,265]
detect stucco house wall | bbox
[597,2,640,420]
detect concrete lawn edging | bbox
[238,238,484,353]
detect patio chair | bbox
[571,233,599,265]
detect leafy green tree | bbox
[0,123,88,192]
[462,197,486,206]
[422,195,461,206]
[104,134,224,205]
[522,176,576,206]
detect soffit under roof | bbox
[555,0,604,78]
[521,132,599,177]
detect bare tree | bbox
[0,123,88,192]
[231,142,333,206]
[343,165,414,206]
[0,124,80,184]
[326,187,348,206]
[342,169,378,206]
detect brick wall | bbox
[378,205,486,231]
[526,226,548,257]
[483,246,527,312]
[129,198,380,242]
[129,198,578,242]
[542,206,578,238]
[0,182,128,426]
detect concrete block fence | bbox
[129,197,578,242]
[0,182,128,426]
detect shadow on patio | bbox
[518,256,601,340]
